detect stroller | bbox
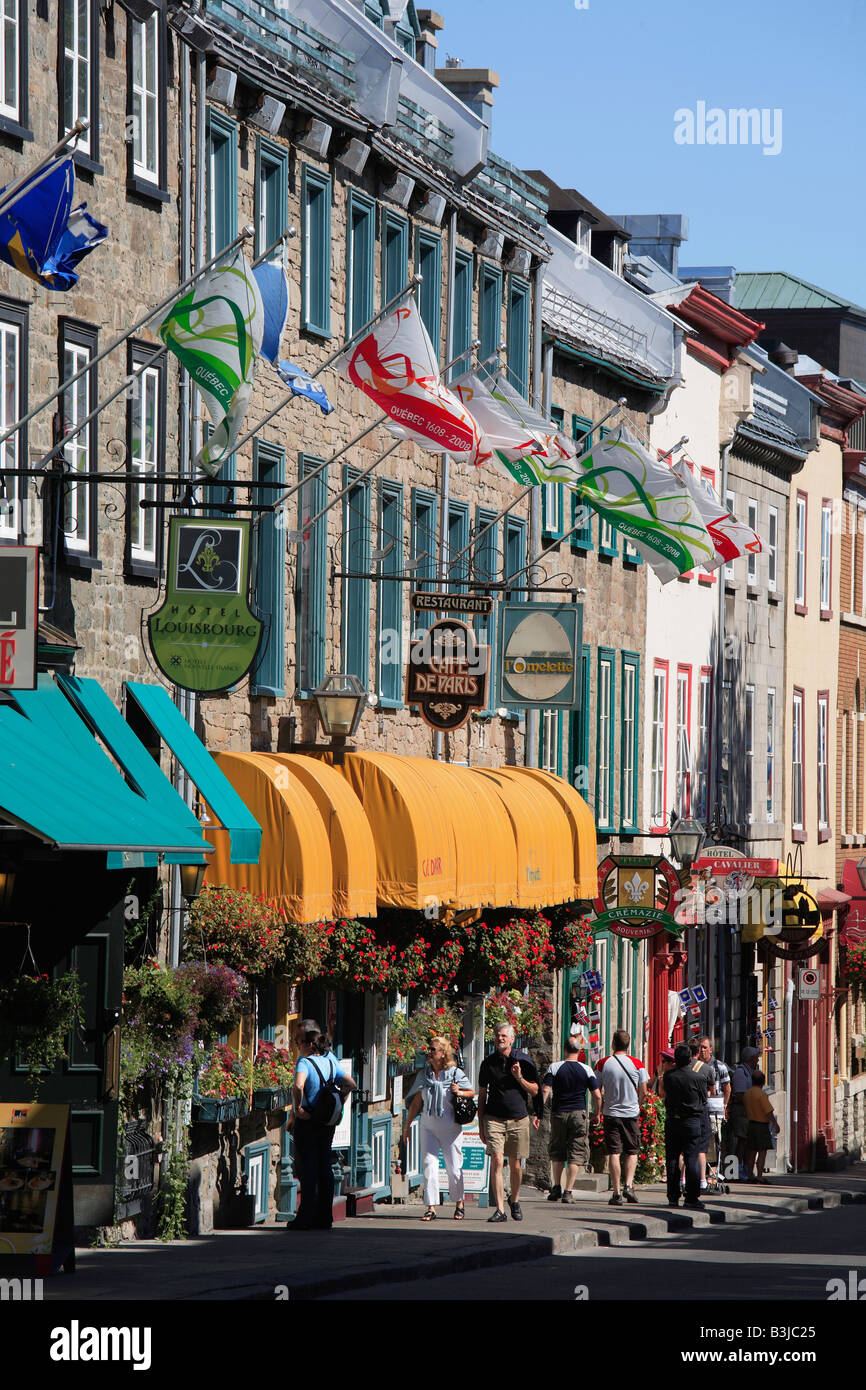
[704,1112,731,1193]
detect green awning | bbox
[125,681,262,865]
[0,678,213,858]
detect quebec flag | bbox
[0,157,107,291]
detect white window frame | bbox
[766,688,776,823]
[541,708,559,776]
[0,0,20,121]
[622,661,636,828]
[724,490,736,580]
[817,695,829,831]
[364,992,388,1102]
[841,708,848,837]
[795,495,807,606]
[696,669,711,821]
[721,679,732,797]
[129,363,159,564]
[820,502,832,613]
[744,683,755,822]
[63,0,92,156]
[598,657,612,826]
[0,317,21,541]
[767,505,778,592]
[600,517,615,550]
[650,666,667,822]
[675,667,691,817]
[792,691,804,832]
[62,341,92,554]
[747,500,758,585]
[542,480,561,536]
[131,13,159,183]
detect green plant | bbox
[841,942,866,1001]
[252,1041,293,1091]
[456,913,555,990]
[0,972,84,1094]
[387,999,463,1066]
[186,886,285,977]
[197,1043,252,1100]
[548,907,594,969]
[634,1090,666,1184]
[484,990,551,1042]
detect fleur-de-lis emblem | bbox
[623,872,649,903]
[196,543,221,576]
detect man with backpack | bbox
[289,1019,355,1232]
[597,1029,648,1206]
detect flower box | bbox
[252,1086,291,1112]
[192,1095,249,1124]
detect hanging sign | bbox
[594,854,684,939]
[411,591,493,616]
[148,518,262,693]
[0,545,38,691]
[498,602,583,710]
[0,1103,73,1275]
[693,853,779,881]
[406,617,489,731]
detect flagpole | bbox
[22,227,297,477]
[0,119,90,216]
[0,224,257,452]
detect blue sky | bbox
[443,0,866,308]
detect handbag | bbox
[450,1069,477,1125]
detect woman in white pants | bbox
[401,1036,475,1221]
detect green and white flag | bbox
[570,425,715,583]
[452,370,578,485]
[159,250,264,478]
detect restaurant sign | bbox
[148,518,262,693]
[411,591,493,616]
[0,545,38,690]
[406,617,489,731]
[499,603,583,710]
[593,854,685,939]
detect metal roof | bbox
[734,271,866,317]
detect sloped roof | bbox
[735,403,809,462]
[734,271,866,318]
[523,170,629,238]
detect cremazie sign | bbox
[593,854,685,939]
[406,617,489,731]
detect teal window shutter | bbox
[417,230,442,355]
[251,441,286,697]
[597,428,618,557]
[342,466,371,684]
[206,109,238,258]
[595,647,616,833]
[542,406,565,540]
[346,190,375,337]
[570,414,594,550]
[505,515,527,599]
[377,481,404,706]
[296,454,328,694]
[479,264,502,375]
[447,501,469,594]
[474,508,498,713]
[256,137,288,258]
[506,276,530,397]
[570,643,591,794]
[410,489,437,632]
[382,211,408,306]
[452,251,474,373]
[301,165,331,337]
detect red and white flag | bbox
[335,299,484,463]
[669,455,762,568]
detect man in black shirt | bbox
[478,1023,539,1223]
[541,1037,601,1202]
[661,1043,709,1210]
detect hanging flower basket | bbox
[0,971,84,1093]
[252,1086,292,1112]
[192,1095,250,1124]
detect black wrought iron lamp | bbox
[668,811,707,874]
[179,861,207,903]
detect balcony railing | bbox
[473,153,548,226]
[206,0,356,100]
[395,94,454,165]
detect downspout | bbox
[785,975,796,1171]
[717,436,733,1063]
[434,207,457,761]
[524,258,544,769]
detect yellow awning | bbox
[508,766,598,899]
[471,766,576,909]
[207,752,335,924]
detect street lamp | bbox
[179,861,207,903]
[0,863,15,915]
[311,673,368,763]
[668,812,707,873]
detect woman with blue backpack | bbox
[289,1019,355,1232]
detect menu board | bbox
[0,1103,74,1275]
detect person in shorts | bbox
[478,1023,539,1223]
[597,1030,648,1206]
[542,1036,601,1203]
[743,1070,779,1182]
[726,1046,759,1180]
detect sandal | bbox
[454,1204,465,1221]
[421,1207,436,1222]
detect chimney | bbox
[612,214,689,275]
[763,339,799,373]
[416,10,444,74]
[435,61,499,134]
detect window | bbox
[675,666,691,816]
[206,109,238,258]
[478,265,502,376]
[841,707,849,838]
[570,416,594,550]
[474,509,498,712]
[506,277,530,398]
[382,211,408,308]
[724,489,736,581]
[818,692,830,837]
[296,455,327,694]
[200,421,236,518]
[541,709,562,776]
[364,992,388,1102]
[571,644,591,794]
[447,502,469,594]
[542,482,563,538]
[795,492,807,611]
[250,442,286,696]
[695,666,712,822]
[346,190,375,338]
[697,470,718,582]
[126,342,164,573]
[452,251,473,373]
[416,231,441,353]
[410,489,436,633]
[342,468,371,684]
[256,138,288,257]
[599,516,618,556]
[596,650,615,831]
[377,482,403,706]
[0,0,26,130]
[505,515,526,600]
[767,505,778,592]
[129,8,167,195]
[747,500,758,585]
[721,679,732,798]
[820,500,833,617]
[792,688,805,836]
[744,684,755,822]
[61,0,98,164]
[621,653,639,831]
[650,662,668,825]
[766,688,776,822]
[301,166,331,337]
[0,299,25,543]
[60,320,98,562]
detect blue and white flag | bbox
[252,258,334,415]
[0,157,107,291]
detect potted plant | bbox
[387,999,464,1072]
[635,1089,666,1185]
[194,1043,251,1123]
[0,971,84,1094]
[484,990,551,1044]
[251,1041,294,1111]
[185,886,285,978]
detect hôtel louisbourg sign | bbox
[406,613,489,732]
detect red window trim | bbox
[676,663,692,817]
[651,658,669,829]
[792,685,807,842]
[820,498,834,620]
[817,688,831,841]
[795,490,808,616]
[699,665,713,811]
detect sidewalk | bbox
[44,1164,866,1302]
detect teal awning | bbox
[125,681,262,865]
[0,678,213,858]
